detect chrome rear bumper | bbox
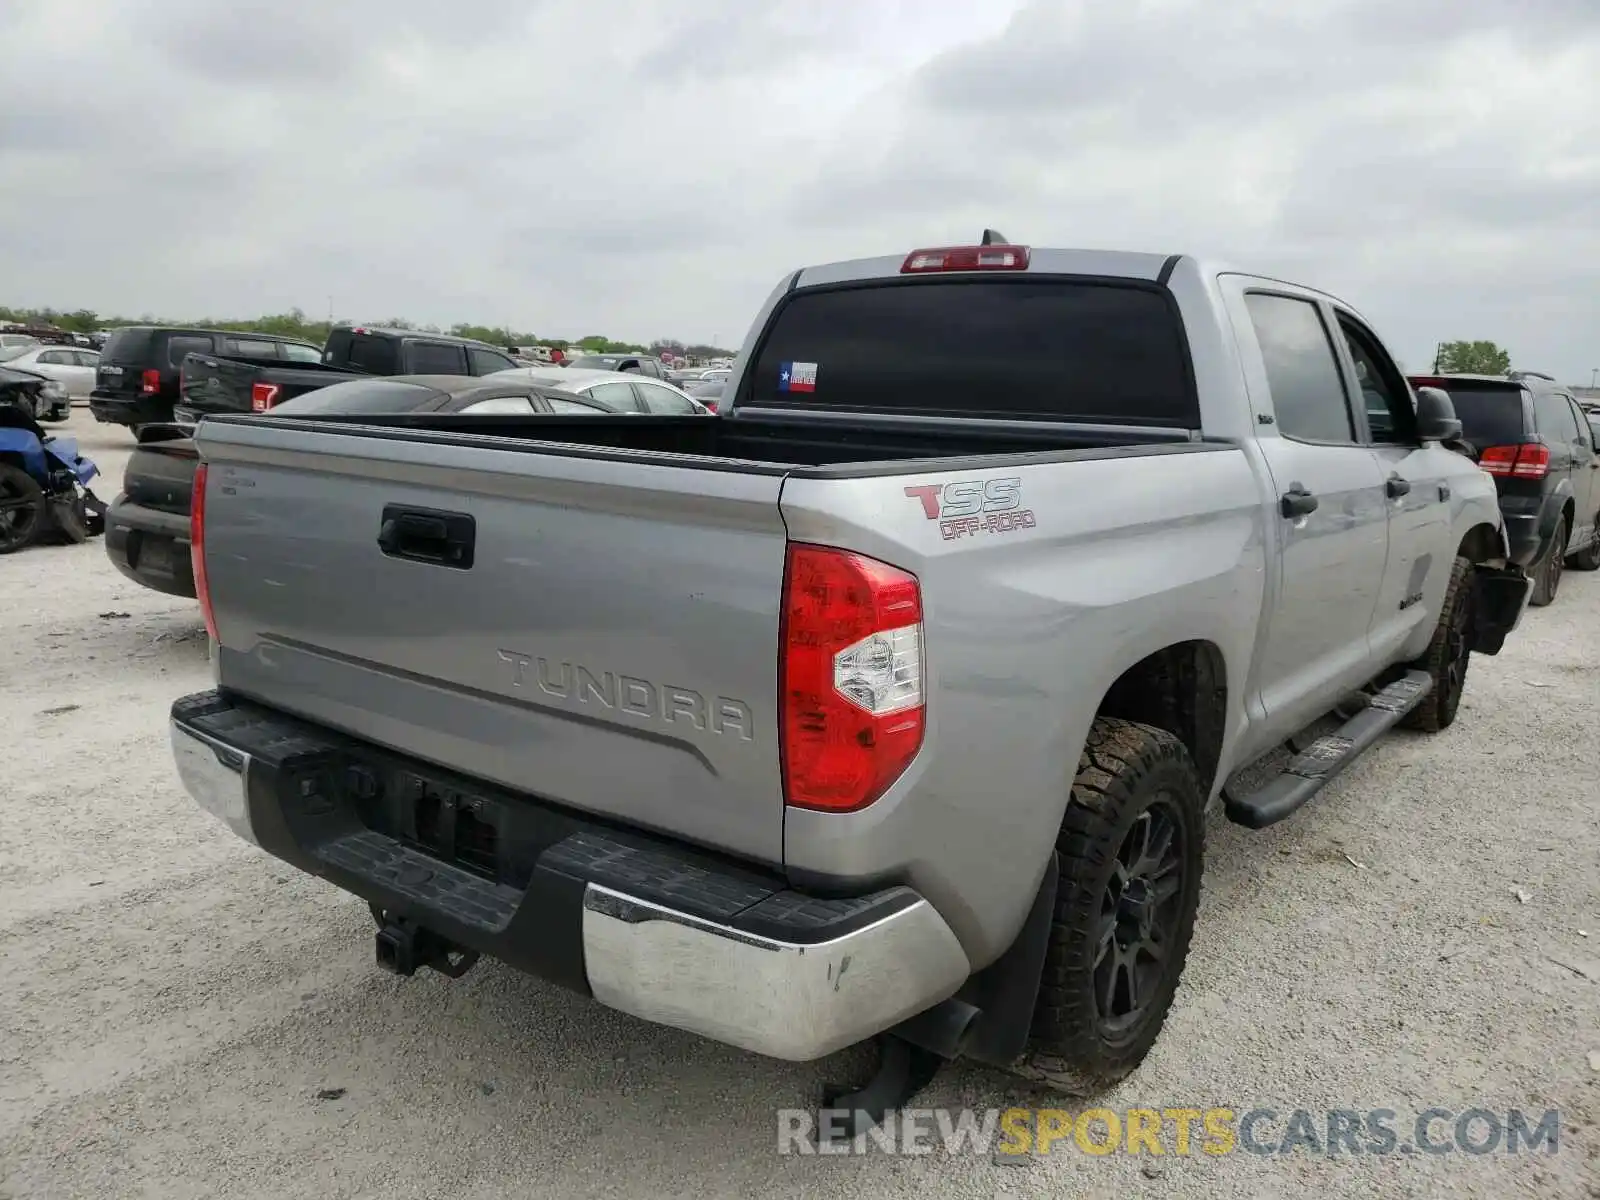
[172,715,970,1062]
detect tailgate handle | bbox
[377,506,475,569]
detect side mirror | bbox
[1414,386,1462,443]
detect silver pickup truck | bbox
[170,240,1531,1099]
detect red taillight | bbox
[191,462,218,642]
[702,399,718,414]
[780,545,925,813]
[140,369,161,395]
[900,244,1030,274]
[251,382,281,412]
[1479,444,1549,479]
[1408,376,1447,389]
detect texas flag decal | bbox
[779,361,818,393]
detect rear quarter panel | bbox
[779,446,1266,964]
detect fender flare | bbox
[1534,481,1575,559]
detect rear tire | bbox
[1530,517,1566,606]
[1401,556,1474,733]
[1008,718,1205,1095]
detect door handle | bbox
[1280,484,1319,519]
[1385,475,1411,498]
[377,505,476,568]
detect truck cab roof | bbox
[329,326,507,352]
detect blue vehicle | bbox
[0,373,106,553]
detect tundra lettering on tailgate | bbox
[904,476,1037,540]
[496,650,754,741]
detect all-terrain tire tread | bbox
[1401,556,1471,734]
[1013,717,1205,1096]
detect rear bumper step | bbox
[1223,670,1433,830]
[169,690,969,1062]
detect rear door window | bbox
[408,342,469,374]
[633,381,697,414]
[583,382,641,411]
[1533,392,1581,444]
[281,342,323,363]
[165,335,216,368]
[547,396,604,414]
[1568,400,1594,452]
[1243,293,1355,443]
[468,347,517,375]
[748,279,1197,425]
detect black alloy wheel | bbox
[1095,799,1186,1036]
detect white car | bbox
[0,344,100,400]
[485,366,711,415]
[0,333,40,353]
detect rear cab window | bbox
[744,278,1198,425]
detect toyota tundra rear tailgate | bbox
[193,416,788,864]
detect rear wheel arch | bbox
[1457,522,1505,565]
[1091,641,1228,797]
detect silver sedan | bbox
[485,366,712,415]
[0,344,100,400]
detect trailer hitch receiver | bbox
[371,908,480,979]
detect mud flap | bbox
[1470,563,1533,656]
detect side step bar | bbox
[1224,670,1433,830]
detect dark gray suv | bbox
[1409,372,1600,604]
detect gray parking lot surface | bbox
[2,414,1596,1198]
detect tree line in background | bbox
[0,304,734,359]
[1432,340,1512,376]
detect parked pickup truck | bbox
[175,326,522,424]
[171,241,1531,1098]
[90,327,325,431]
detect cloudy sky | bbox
[2,0,1596,379]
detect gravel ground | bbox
[2,411,1597,1199]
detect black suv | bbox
[90,327,323,430]
[1409,372,1600,604]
